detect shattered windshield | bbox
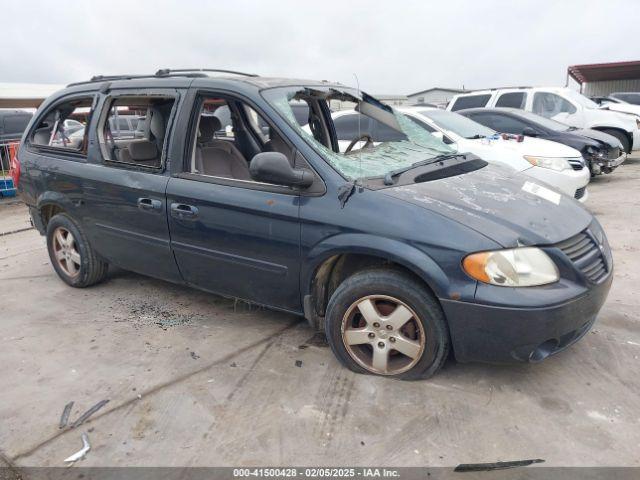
[262,86,454,180]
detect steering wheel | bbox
[345,134,374,153]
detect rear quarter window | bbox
[29,97,94,154]
[450,94,491,111]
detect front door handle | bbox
[137,197,162,211]
[170,203,199,219]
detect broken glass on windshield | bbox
[262,87,454,180]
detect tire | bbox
[46,213,109,287]
[324,268,450,380]
[602,129,630,154]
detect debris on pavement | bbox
[295,360,303,368]
[302,332,329,348]
[59,401,74,429]
[71,399,110,428]
[454,458,545,472]
[63,433,91,464]
[190,351,200,360]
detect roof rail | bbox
[155,68,259,78]
[66,68,257,87]
[67,72,208,87]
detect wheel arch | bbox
[302,234,450,330]
[590,126,632,152]
[35,192,77,231]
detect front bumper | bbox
[523,165,590,202]
[588,152,626,174]
[441,272,612,364]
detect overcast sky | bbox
[1,0,638,94]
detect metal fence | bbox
[0,139,20,197]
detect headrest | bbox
[32,127,52,146]
[128,140,158,161]
[149,108,165,141]
[199,116,222,141]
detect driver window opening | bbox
[189,96,294,181]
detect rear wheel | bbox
[325,269,449,380]
[602,129,630,154]
[46,213,108,287]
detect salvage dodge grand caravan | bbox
[15,69,613,380]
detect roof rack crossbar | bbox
[155,68,259,78]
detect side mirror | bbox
[431,131,444,141]
[522,127,538,137]
[250,152,314,189]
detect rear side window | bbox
[471,113,530,134]
[30,97,93,153]
[450,94,491,111]
[372,118,407,142]
[98,96,175,169]
[495,92,526,109]
[333,114,373,140]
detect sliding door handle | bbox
[170,203,199,218]
[137,198,162,211]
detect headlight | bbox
[523,155,571,171]
[586,146,605,158]
[463,247,559,287]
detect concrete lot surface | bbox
[1,158,640,469]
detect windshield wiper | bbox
[383,153,466,186]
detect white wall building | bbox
[567,61,640,97]
[406,87,466,107]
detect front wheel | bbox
[602,129,630,154]
[325,269,450,380]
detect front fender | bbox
[302,233,453,300]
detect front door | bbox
[165,92,303,311]
[166,178,301,310]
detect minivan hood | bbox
[383,165,592,247]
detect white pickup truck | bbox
[448,87,640,153]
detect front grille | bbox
[574,186,586,199]
[568,158,584,170]
[556,230,608,283]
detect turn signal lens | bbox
[463,247,559,287]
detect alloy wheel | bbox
[52,227,81,278]
[341,295,426,375]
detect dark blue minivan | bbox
[15,69,613,379]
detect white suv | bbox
[448,87,640,153]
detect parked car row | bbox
[448,86,640,154]
[13,70,616,380]
[332,108,591,201]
